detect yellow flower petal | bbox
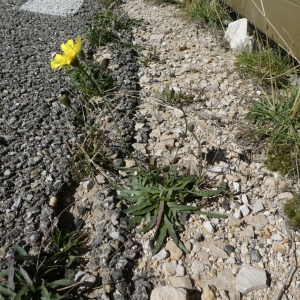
[51,36,82,70]
[50,54,70,69]
[74,36,82,55]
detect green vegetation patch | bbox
[284,197,300,230]
[115,161,227,254]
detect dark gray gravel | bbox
[0,1,157,299]
[0,0,102,254]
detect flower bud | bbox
[60,93,72,107]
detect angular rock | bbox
[150,286,188,300]
[209,243,229,259]
[152,248,169,261]
[277,192,294,200]
[201,285,216,300]
[166,240,183,260]
[168,276,193,289]
[236,265,267,294]
[207,269,235,291]
[203,221,214,233]
[244,214,269,229]
[240,225,254,238]
[228,215,243,227]
[191,260,209,275]
[225,18,255,52]
[252,200,264,214]
[162,261,177,276]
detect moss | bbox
[264,146,297,176]
[284,197,300,230]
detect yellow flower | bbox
[51,36,82,70]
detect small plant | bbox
[137,46,166,67]
[154,88,194,106]
[115,161,227,254]
[0,228,88,299]
[68,60,113,100]
[72,126,110,180]
[247,86,300,175]
[235,47,294,88]
[87,9,141,48]
[184,0,229,29]
[284,197,300,230]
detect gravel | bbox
[0,0,101,254]
[2,0,300,299]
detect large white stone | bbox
[225,18,255,52]
[236,265,267,294]
[150,286,188,300]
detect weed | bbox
[114,160,227,254]
[68,60,113,100]
[87,9,141,48]
[284,197,300,230]
[99,0,122,9]
[72,126,110,180]
[184,0,229,29]
[0,228,88,299]
[137,46,166,67]
[154,88,194,106]
[247,87,300,175]
[235,47,294,88]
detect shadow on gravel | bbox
[54,181,84,232]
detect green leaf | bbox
[131,205,156,216]
[164,215,178,245]
[13,285,28,300]
[194,211,227,219]
[138,217,157,233]
[12,245,29,257]
[48,278,75,289]
[167,203,200,211]
[0,286,17,297]
[177,240,188,254]
[123,200,152,214]
[41,283,51,300]
[123,216,143,231]
[152,223,168,254]
[19,267,35,292]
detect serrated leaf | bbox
[0,286,16,297]
[152,223,168,254]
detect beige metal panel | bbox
[223,0,300,61]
